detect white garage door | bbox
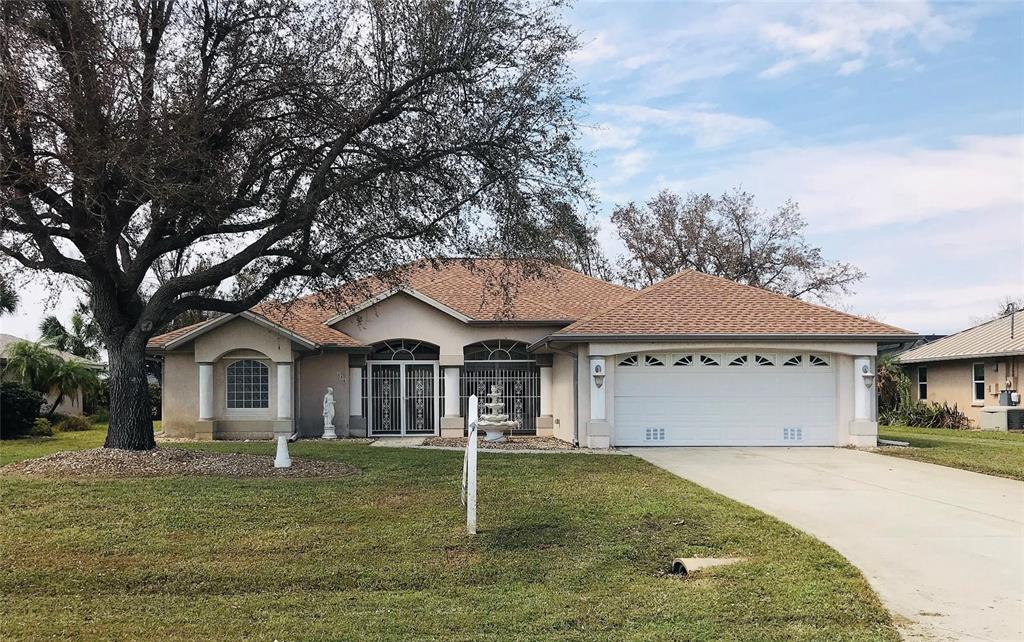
[613,351,837,446]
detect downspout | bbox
[543,340,580,447]
[289,353,303,442]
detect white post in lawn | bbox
[274,435,291,468]
[462,394,479,535]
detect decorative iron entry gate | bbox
[367,362,439,436]
[460,364,540,434]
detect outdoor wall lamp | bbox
[861,363,876,388]
[592,362,606,389]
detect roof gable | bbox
[898,311,1023,363]
[556,270,913,338]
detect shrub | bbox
[31,418,53,437]
[56,415,93,432]
[0,381,46,439]
[90,407,111,423]
[876,355,970,429]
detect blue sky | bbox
[568,0,1023,333]
[3,0,1021,340]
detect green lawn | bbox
[0,421,160,466]
[878,425,1024,481]
[1,429,897,641]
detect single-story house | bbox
[147,260,914,447]
[897,311,1022,427]
[0,333,104,416]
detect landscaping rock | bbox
[1,447,359,479]
[423,436,578,451]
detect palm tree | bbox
[2,340,100,417]
[39,306,102,360]
[2,341,60,392]
[0,279,17,316]
[48,359,100,418]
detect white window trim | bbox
[972,362,985,405]
[917,366,928,401]
[224,357,272,415]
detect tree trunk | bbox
[103,336,156,450]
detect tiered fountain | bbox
[476,384,519,442]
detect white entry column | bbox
[586,354,611,448]
[276,363,293,420]
[444,366,461,418]
[198,363,214,420]
[440,364,464,437]
[539,366,553,417]
[849,355,878,447]
[349,367,363,418]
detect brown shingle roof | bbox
[556,270,913,338]
[148,259,634,350]
[299,259,635,323]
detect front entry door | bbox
[368,362,438,436]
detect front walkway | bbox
[628,447,1024,642]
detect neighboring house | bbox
[878,334,944,357]
[0,333,104,416]
[147,259,914,447]
[897,311,1023,426]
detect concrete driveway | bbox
[628,447,1024,642]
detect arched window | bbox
[369,339,440,361]
[464,340,532,362]
[226,359,269,409]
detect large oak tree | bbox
[1,0,587,449]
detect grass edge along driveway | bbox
[878,425,1024,481]
[2,430,897,641]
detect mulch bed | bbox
[1,447,360,479]
[422,436,578,451]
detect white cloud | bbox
[582,123,642,151]
[665,135,1024,232]
[570,32,618,65]
[611,149,650,182]
[594,104,774,149]
[837,59,865,76]
[757,0,966,77]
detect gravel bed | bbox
[1,447,359,479]
[423,436,578,451]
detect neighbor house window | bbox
[226,359,269,409]
[917,367,928,400]
[973,363,985,403]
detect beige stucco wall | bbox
[161,351,199,438]
[194,317,295,363]
[334,292,561,364]
[158,316,307,439]
[551,351,577,443]
[297,351,350,437]
[912,356,1022,425]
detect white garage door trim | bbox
[613,351,837,447]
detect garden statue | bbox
[322,387,337,439]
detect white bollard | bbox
[274,435,291,468]
[462,395,478,535]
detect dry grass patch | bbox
[1,446,359,479]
